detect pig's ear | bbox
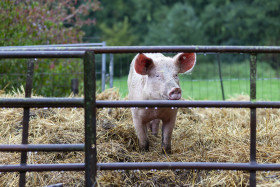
[134,53,154,75]
[174,53,196,73]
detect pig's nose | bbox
[168,88,182,100]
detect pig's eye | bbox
[174,74,178,78]
[155,74,160,78]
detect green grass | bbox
[109,76,280,101]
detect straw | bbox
[1,88,280,186]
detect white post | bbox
[101,41,106,91]
[109,54,114,88]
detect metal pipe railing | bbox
[1,46,280,53]
[0,144,84,152]
[98,162,280,171]
[2,162,280,172]
[0,43,106,49]
[0,51,85,58]
[0,164,85,172]
[2,99,280,108]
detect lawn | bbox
[109,76,280,101]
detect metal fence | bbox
[0,46,280,187]
[0,43,113,95]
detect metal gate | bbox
[0,42,113,94]
[0,46,280,187]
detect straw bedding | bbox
[1,88,280,186]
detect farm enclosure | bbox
[0,46,280,186]
[2,48,280,100]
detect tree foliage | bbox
[92,0,280,46]
[0,0,100,96]
[91,0,280,76]
[99,17,138,46]
[0,0,100,46]
[144,3,204,45]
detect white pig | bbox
[128,53,196,153]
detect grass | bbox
[109,76,280,101]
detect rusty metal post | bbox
[19,59,35,187]
[250,54,257,187]
[83,51,97,186]
[250,54,257,102]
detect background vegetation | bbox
[1,0,280,98]
[0,0,99,96]
[92,0,280,77]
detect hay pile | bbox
[1,88,280,186]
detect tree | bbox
[99,17,138,46]
[0,0,100,46]
[252,0,280,74]
[143,3,205,45]
[0,0,100,96]
[88,0,280,75]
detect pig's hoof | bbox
[139,141,149,152]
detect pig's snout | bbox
[168,88,181,100]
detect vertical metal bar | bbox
[19,59,34,187]
[101,41,107,91]
[217,54,225,100]
[109,54,114,88]
[250,107,257,186]
[83,51,97,186]
[71,78,79,95]
[250,54,257,187]
[250,54,257,102]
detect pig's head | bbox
[134,53,196,100]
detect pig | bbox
[128,52,196,153]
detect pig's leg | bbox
[134,118,149,151]
[149,119,160,136]
[161,117,176,154]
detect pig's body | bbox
[128,53,196,153]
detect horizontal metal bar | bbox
[0,164,84,172]
[92,46,280,54]
[0,46,280,53]
[45,183,63,187]
[0,98,84,108]
[97,100,280,108]
[0,43,105,49]
[2,162,280,172]
[1,99,280,108]
[0,51,85,58]
[98,162,280,171]
[0,144,84,152]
